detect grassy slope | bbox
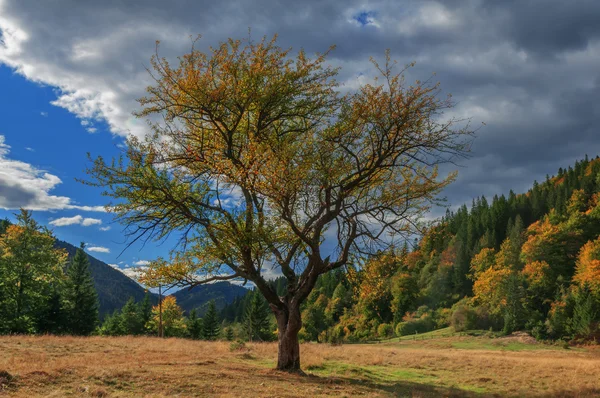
[1,334,599,397]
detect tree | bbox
[63,243,99,335]
[147,296,186,337]
[243,291,272,341]
[121,297,144,335]
[99,310,126,336]
[140,292,154,331]
[86,35,472,371]
[225,326,234,341]
[0,210,67,333]
[573,237,600,294]
[38,288,65,334]
[186,308,203,339]
[202,300,220,340]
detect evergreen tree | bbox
[243,291,272,341]
[202,300,221,340]
[225,326,234,341]
[140,293,153,332]
[186,308,203,339]
[38,287,65,334]
[570,284,599,339]
[99,310,126,336]
[121,297,144,335]
[63,243,99,335]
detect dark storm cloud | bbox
[0,0,599,213]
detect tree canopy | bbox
[86,34,472,371]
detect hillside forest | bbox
[1,156,600,343]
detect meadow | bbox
[1,333,599,397]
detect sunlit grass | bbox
[1,334,599,397]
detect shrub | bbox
[395,317,436,336]
[377,323,394,338]
[451,305,477,332]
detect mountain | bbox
[172,281,247,315]
[55,240,155,316]
[56,240,247,317]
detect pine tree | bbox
[99,309,126,336]
[243,291,272,342]
[202,300,221,340]
[186,308,203,339]
[139,293,153,332]
[38,287,65,334]
[570,284,599,339]
[121,297,144,335]
[225,326,234,341]
[63,243,99,335]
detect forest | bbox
[2,155,599,344]
[217,155,600,343]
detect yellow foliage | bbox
[573,237,600,293]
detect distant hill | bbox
[172,281,247,315]
[55,240,155,316]
[55,240,247,317]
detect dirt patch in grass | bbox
[498,331,538,344]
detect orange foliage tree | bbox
[573,237,600,294]
[86,35,472,371]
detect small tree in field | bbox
[86,35,472,371]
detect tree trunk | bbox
[274,303,302,372]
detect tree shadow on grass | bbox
[269,373,600,398]
[261,370,489,397]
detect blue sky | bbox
[0,65,168,269]
[1,0,600,280]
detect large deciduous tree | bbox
[86,35,472,371]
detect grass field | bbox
[1,333,599,397]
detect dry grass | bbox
[0,335,599,397]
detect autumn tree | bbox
[86,35,472,371]
[147,296,186,337]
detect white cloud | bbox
[49,215,83,226]
[40,111,48,117]
[1,0,600,222]
[25,147,34,152]
[99,226,111,231]
[49,214,102,227]
[86,246,110,253]
[133,260,150,266]
[0,135,106,212]
[81,217,102,226]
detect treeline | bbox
[220,156,600,343]
[99,290,275,342]
[0,211,99,335]
[4,155,599,343]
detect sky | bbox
[0,0,599,278]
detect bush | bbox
[377,323,394,338]
[450,302,501,332]
[451,305,478,332]
[395,317,436,336]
